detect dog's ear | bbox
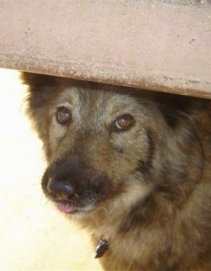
[22,72,60,110]
[145,93,206,192]
[22,73,60,155]
[22,72,60,116]
[153,92,195,128]
[22,72,58,91]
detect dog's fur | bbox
[22,72,211,271]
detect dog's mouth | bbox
[55,200,95,214]
[56,202,77,214]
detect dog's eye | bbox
[56,106,72,125]
[112,114,135,132]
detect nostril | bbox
[47,179,75,200]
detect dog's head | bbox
[23,73,203,217]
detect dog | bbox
[22,72,211,271]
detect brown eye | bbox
[112,114,135,132]
[56,106,72,125]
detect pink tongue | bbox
[57,203,76,213]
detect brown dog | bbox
[22,72,211,271]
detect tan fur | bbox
[22,73,211,271]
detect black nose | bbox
[42,160,87,202]
[47,179,75,201]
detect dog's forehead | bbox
[57,84,142,115]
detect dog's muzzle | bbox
[41,159,113,214]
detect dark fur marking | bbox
[119,194,157,233]
[136,129,155,174]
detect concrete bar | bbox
[0,0,211,97]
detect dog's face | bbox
[40,82,161,215]
[24,74,203,218]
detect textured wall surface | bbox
[0,0,211,97]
